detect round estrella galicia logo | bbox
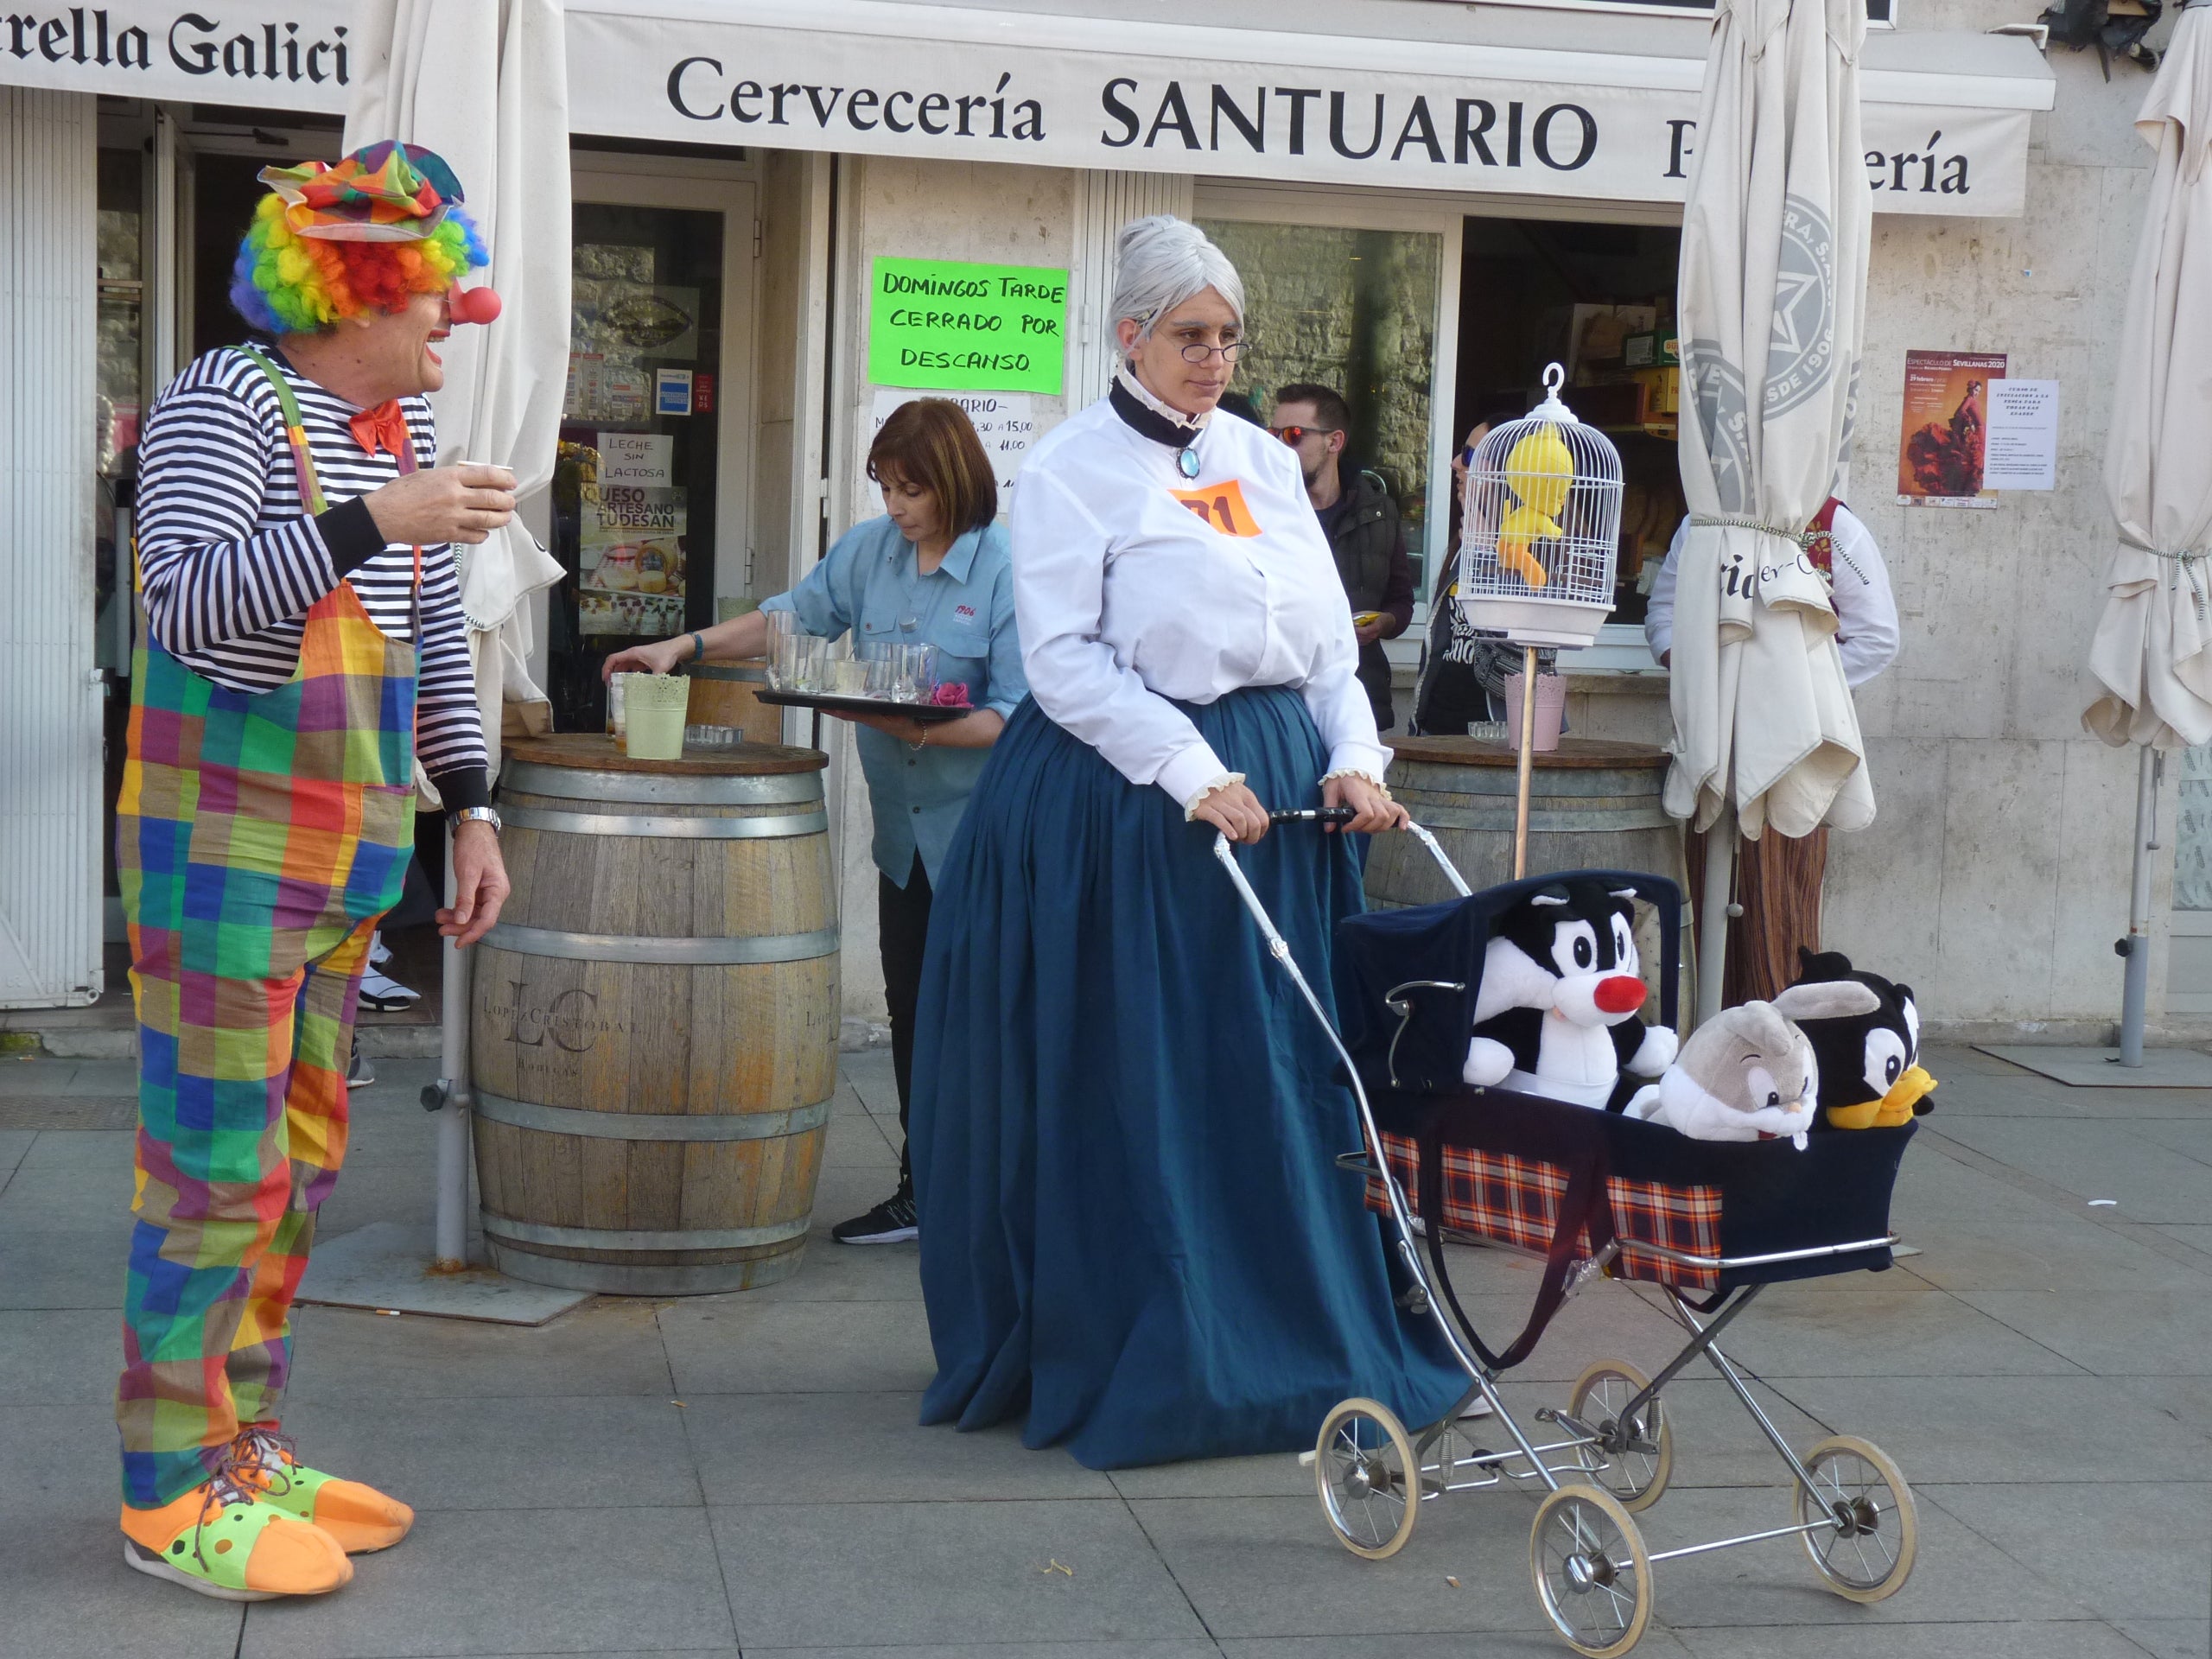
[1764,194,1836,419]
[1684,339,1752,513]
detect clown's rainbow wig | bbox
[228,191,486,335]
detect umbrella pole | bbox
[2119,745,2163,1067]
[1513,645,1538,879]
[432,833,472,1270]
[1696,809,1736,1027]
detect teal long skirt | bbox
[910,687,1467,1468]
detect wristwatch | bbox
[452,805,503,836]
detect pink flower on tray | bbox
[931,681,971,709]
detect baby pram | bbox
[1217,810,1919,1659]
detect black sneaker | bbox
[832,1190,917,1245]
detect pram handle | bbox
[1265,810,1471,896]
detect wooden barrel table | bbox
[1364,735,1692,1012]
[683,659,784,745]
[471,734,837,1294]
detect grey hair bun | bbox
[1108,215,1245,346]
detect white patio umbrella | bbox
[2083,2,2212,1065]
[1666,0,1876,1022]
[346,0,570,1268]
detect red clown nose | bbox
[450,286,502,325]
[1594,976,1646,1015]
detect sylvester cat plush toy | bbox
[1461,877,1678,1109]
[1786,948,1938,1130]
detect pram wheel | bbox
[1795,1435,1917,1602]
[1529,1484,1652,1656]
[1565,1360,1673,1513]
[1313,1398,1419,1559]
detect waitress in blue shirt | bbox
[604,398,1025,1243]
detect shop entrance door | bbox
[548,162,755,733]
[2170,746,2212,1015]
[1,88,102,1007]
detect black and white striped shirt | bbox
[135,346,487,804]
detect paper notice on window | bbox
[868,388,1034,505]
[598,430,673,489]
[1982,379,2059,492]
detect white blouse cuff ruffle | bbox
[1181,772,1249,821]
[1319,766,1391,796]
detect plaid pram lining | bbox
[1366,1130,1724,1294]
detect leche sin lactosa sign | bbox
[868,257,1069,397]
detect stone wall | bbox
[1198,218,1437,524]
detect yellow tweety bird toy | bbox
[1497,423,1574,588]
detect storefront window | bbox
[549,204,728,732]
[1456,217,1684,630]
[1198,218,1441,589]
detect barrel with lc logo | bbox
[471,734,838,1294]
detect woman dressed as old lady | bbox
[909,217,1465,1466]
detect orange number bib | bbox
[1170,479,1262,538]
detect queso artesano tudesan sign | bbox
[564,7,2044,219]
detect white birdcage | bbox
[1458,364,1624,649]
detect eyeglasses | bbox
[1269,425,1338,445]
[1171,337,1249,364]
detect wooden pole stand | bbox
[1512,644,1539,880]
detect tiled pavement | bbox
[2,1044,2208,1659]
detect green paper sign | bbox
[868,257,1068,396]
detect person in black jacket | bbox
[1270,384,1414,732]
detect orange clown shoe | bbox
[230,1427,416,1554]
[121,1470,352,1601]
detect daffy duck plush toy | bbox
[1786,948,1938,1130]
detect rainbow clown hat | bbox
[257,140,466,243]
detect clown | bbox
[117,142,513,1602]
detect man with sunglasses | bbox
[1271,385,1414,732]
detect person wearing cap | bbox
[114,141,516,1601]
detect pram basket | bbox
[1213,810,1921,1658]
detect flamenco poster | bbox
[1897,350,2005,508]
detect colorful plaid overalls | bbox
[116,348,421,1507]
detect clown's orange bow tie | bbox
[349,400,410,459]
